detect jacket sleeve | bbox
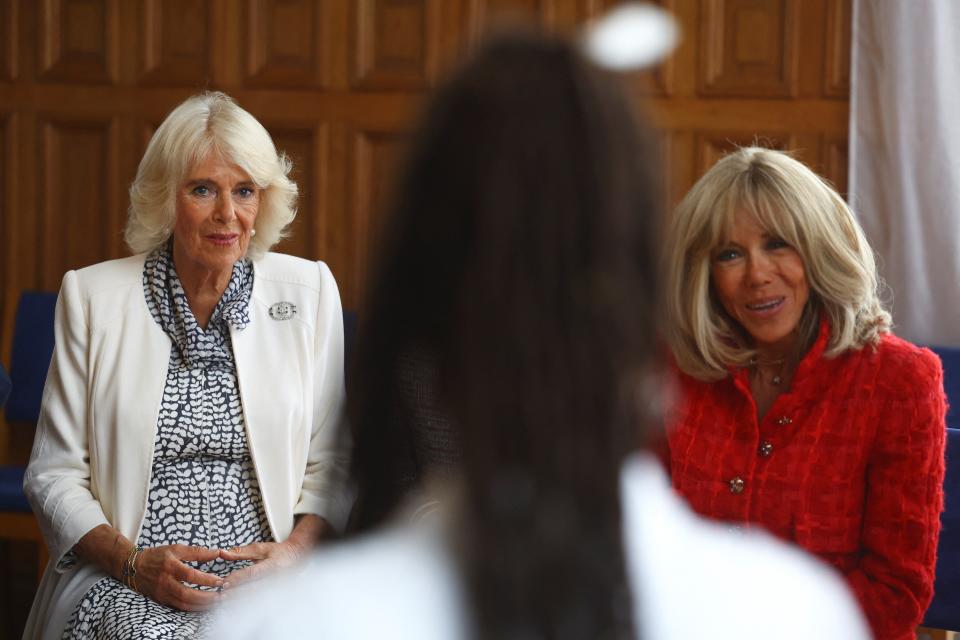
[292,262,355,532]
[23,270,110,569]
[845,349,946,639]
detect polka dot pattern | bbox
[63,246,271,638]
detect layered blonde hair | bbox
[124,91,298,260]
[665,147,891,381]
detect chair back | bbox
[0,363,10,408]
[931,346,960,430]
[4,292,57,424]
[925,427,960,629]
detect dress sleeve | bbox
[23,270,110,569]
[845,348,946,639]
[292,262,355,532]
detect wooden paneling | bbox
[244,0,328,88]
[468,0,613,34]
[346,127,406,309]
[271,124,327,259]
[0,112,8,356]
[699,0,800,97]
[37,0,118,84]
[138,0,212,86]
[1,0,16,82]
[37,117,121,289]
[351,0,441,90]
[0,0,852,469]
[823,0,850,97]
[822,136,848,197]
[469,0,542,28]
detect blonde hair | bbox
[125,91,298,260]
[665,147,891,381]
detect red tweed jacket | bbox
[666,320,947,640]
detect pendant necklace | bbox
[749,356,788,386]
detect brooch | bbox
[269,301,297,321]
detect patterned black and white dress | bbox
[62,247,272,639]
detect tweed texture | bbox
[667,320,947,640]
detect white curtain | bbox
[849,0,960,347]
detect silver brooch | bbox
[269,301,297,321]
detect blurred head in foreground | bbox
[351,29,664,638]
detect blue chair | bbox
[0,363,10,408]
[1,291,58,578]
[924,427,960,632]
[931,346,960,430]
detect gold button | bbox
[728,477,745,494]
[776,416,792,426]
[759,441,773,457]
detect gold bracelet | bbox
[121,545,143,591]
[130,547,143,593]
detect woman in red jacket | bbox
[664,146,947,639]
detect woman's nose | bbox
[746,253,774,286]
[213,194,236,223]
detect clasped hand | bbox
[133,540,305,612]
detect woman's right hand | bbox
[132,545,223,611]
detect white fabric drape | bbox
[850,0,960,347]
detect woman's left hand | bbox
[219,514,333,587]
[218,539,305,586]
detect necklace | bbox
[749,356,787,386]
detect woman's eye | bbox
[714,249,740,262]
[236,187,256,199]
[766,238,789,250]
[192,185,211,197]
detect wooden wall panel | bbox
[699,0,800,97]
[1,0,16,82]
[37,117,122,289]
[822,136,848,197]
[351,0,441,90]
[468,0,610,34]
[138,0,212,86]
[823,0,850,97]
[346,127,406,310]
[37,0,119,84]
[0,0,852,470]
[244,0,328,88]
[0,113,8,352]
[271,125,327,260]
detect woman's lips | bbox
[205,233,238,246]
[745,297,785,316]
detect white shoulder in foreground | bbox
[208,522,465,640]
[622,453,870,640]
[209,454,869,640]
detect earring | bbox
[250,229,257,237]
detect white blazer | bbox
[22,252,354,640]
[209,454,870,640]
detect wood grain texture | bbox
[138,0,213,86]
[0,0,851,467]
[37,0,119,84]
[823,0,851,97]
[699,0,800,97]
[351,0,441,90]
[244,0,329,88]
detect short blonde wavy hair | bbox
[125,91,298,260]
[665,147,891,381]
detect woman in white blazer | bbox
[22,92,353,639]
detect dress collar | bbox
[143,244,254,366]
